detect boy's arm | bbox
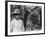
[10,21,14,32]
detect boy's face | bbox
[15,15,20,20]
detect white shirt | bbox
[10,18,24,32]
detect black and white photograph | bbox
[5,1,45,36]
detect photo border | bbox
[5,1,45,36]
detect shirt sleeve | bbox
[19,20,24,31]
[10,19,14,32]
